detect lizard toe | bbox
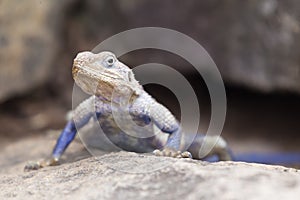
[153,149,192,159]
[24,158,59,172]
[24,161,42,171]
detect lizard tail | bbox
[186,134,300,165]
[232,152,300,165]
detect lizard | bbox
[25,51,232,171]
[25,51,300,171]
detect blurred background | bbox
[1,0,300,171]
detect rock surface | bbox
[1,134,300,200]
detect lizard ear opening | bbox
[127,71,135,82]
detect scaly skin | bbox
[24,51,232,171]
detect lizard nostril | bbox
[75,51,94,61]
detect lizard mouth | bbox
[72,63,99,79]
[73,67,98,95]
[72,64,115,97]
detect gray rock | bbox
[0,0,57,102]
[1,0,300,103]
[0,0,73,102]
[1,134,300,200]
[60,0,300,93]
[1,152,300,200]
[115,0,300,92]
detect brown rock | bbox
[0,0,63,102]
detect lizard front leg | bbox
[151,118,192,159]
[24,96,107,171]
[152,128,192,159]
[143,99,231,160]
[130,97,192,158]
[24,120,78,171]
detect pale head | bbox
[72,51,142,102]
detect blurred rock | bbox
[65,0,300,93]
[1,0,300,103]
[114,0,300,92]
[0,0,66,102]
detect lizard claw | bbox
[24,158,59,172]
[153,148,192,159]
[24,161,42,171]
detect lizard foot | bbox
[24,158,59,172]
[153,148,192,159]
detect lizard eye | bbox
[104,56,115,67]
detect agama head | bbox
[72,51,142,102]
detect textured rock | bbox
[1,135,300,200]
[1,152,300,200]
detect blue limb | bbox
[163,127,181,150]
[52,112,96,159]
[52,121,77,159]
